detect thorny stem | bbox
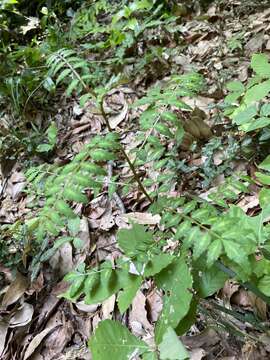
[100,95,153,204]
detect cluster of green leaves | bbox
[78,187,270,358]
[225,53,270,132]
[132,72,204,195]
[24,133,120,277]
[63,222,191,359]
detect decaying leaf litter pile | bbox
[2,1,270,359]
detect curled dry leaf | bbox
[75,301,99,313]
[9,302,34,328]
[2,272,28,308]
[109,101,128,129]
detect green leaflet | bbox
[91,149,115,161]
[226,80,245,93]
[197,266,228,298]
[155,258,193,344]
[258,155,270,171]
[158,327,189,360]
[193,232,211,260]
[117,275,142,314]
[144,254,175,277]
[258,275,270,296]
[117,223,153,257]
[55,200,76,218]
[88,320,149,360]
[251,53,270,78]
[63,187,88,204]
[244,80,270,105]
[207,240,223,267]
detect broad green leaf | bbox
[222,240,246,265]
[244,80,270,105]
[80,162,106,175]
[207,240,223,267]
[197,266,228,298]
[47,122,57,144]
[117,224,153,257]
[88,320,149,360]
[155,259,193,344]
[117,276,142,314]
[144,254,174,277]
[155,123,174,138]
[259,188,270,208]
[232,105,257,125]
[69,275,86,298]
[175,298,198,336]
[36,143,53,153]
[80,93,92,107]
[84,272,100,295]
[193,232,211,260]
[183,227,201,250]
[258,155,270,171]
[142,352,158,360]
[66,79,79,96]
[159,327,189,360]
[255,172,270,185]
[260,104,270,116]
[161,111,178,123]
[84,268,121,304]
[258,275,270,296]
[226,81,245,93]
[241,117,270,132]
[251,53,270,78]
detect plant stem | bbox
[100,96,153,204]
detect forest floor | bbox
[1,1,270,359]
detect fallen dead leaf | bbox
[23,326,60,360]
[9,303,34,328]
[190,348,206,360]
[120,212,161,225]
[109,100,128,129]
[130,290,152,337]
[102,294,115,319]
[0,321,9,357]
[2,272,28,308]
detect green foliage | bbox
[4,1,270,355]
[89,320,151,360]
[226,53,270,132]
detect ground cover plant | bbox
[2,0,270,359]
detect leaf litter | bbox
[2,1,270,359]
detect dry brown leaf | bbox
[109,101,128,129]
[75,302,99,313]
[102,294,115,319]
[9,303,34,328]
[190,348,206,360]
[23,326,59,360]
[2,272,28,308]
[130,290,152,336]
[120,212,161,225]
[49,242,73,277]
[0,321,9,357]
[146,289,163,322]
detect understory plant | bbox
[17,49,270,358]
[3,0,270,358]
